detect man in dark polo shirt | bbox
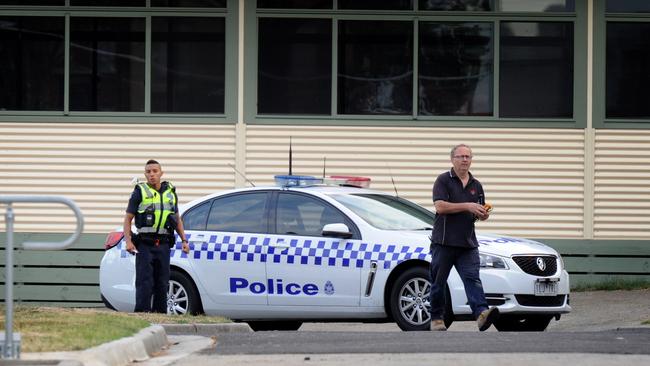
[429,144,499,331]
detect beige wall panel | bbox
[594,130,650,239]
[246,125,585,239]
[0,122,236,233]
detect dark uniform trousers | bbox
[134,236,171,313]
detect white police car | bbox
[100,175,571,331]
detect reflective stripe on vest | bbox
[136,182,176,234]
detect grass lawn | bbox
[0,306,229,352]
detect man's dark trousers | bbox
[134,240,170,313]
[429,245,489,320]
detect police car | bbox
[100,175,571,331]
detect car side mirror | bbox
[322,223,353,239]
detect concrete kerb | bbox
[160,322,253,336]
[72,325,168,366]
[16,323,251,366]
[61,323,251,366]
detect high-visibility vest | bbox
[135,182,177,235]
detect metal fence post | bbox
[1,195,84,359]
[3,203,16,359]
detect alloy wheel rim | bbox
[398,277,431,326]
[167,279,189,315]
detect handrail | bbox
[0,195,84,250]
[0,195,84,359]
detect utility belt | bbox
[133,233,174,248]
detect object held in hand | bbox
[484,203,493,212]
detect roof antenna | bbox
[387,163,398,197]
[227,163,256,187]
[289,136,293,175]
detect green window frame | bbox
[0,0,238,124]
[593,0,650,129]
[245,0,587,128]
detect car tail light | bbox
[104,231,124,250]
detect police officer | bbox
[124,160,190,313]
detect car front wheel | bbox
[389,266,453,331]
[167,270,202,315]
[494,314,553,331]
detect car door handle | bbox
[270,239,290,248]
[189,235,205,243]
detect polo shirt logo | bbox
[470,189,476,195]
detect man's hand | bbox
[182,242,190,254]
[466,202,489,220]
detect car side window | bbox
[276,193,349,237]
[206,192,268,233]
[182,201,211,231]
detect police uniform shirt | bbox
[430,169,484,248]
[126,181,179,235]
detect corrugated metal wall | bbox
[594,130,650,239]
[0,122,236,233]
[246,125,585,239]
[3,122,648,241]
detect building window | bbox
[419,22,493,116]
[605,22,650,119]
[499,22,574,118]
[152,17,225,113]
[258,18,331,115]
[0,3,232,119]
[338,20,413,115]
[70,17,145,112]
[253,3,578,123]
[0,16,64,111]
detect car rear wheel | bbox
[247,321,303,331]
[168,270,202,315]
[389,266,453,331]
[494,314,553,332]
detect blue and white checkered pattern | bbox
[120,234,430,270]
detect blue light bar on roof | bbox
[274,175,323,187]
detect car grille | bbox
[512,255,557,276]
[516,294,566,307]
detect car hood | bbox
[380,230,558,258]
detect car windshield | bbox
[330,193,434,231]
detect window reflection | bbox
[419,0,491,11]
[500,0,574,12]
[277,193,348,237]
[338,20,413,115]
[339,0,412,10]
[419,22,493,116]
[499,22,573,118]
[0,17,64,111]
[207,193,268,233]
[70,17,145,112]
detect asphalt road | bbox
[208,328,650,355]
[132,289,650,366]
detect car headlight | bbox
[558,253,565,271]
[479,253,509,269]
